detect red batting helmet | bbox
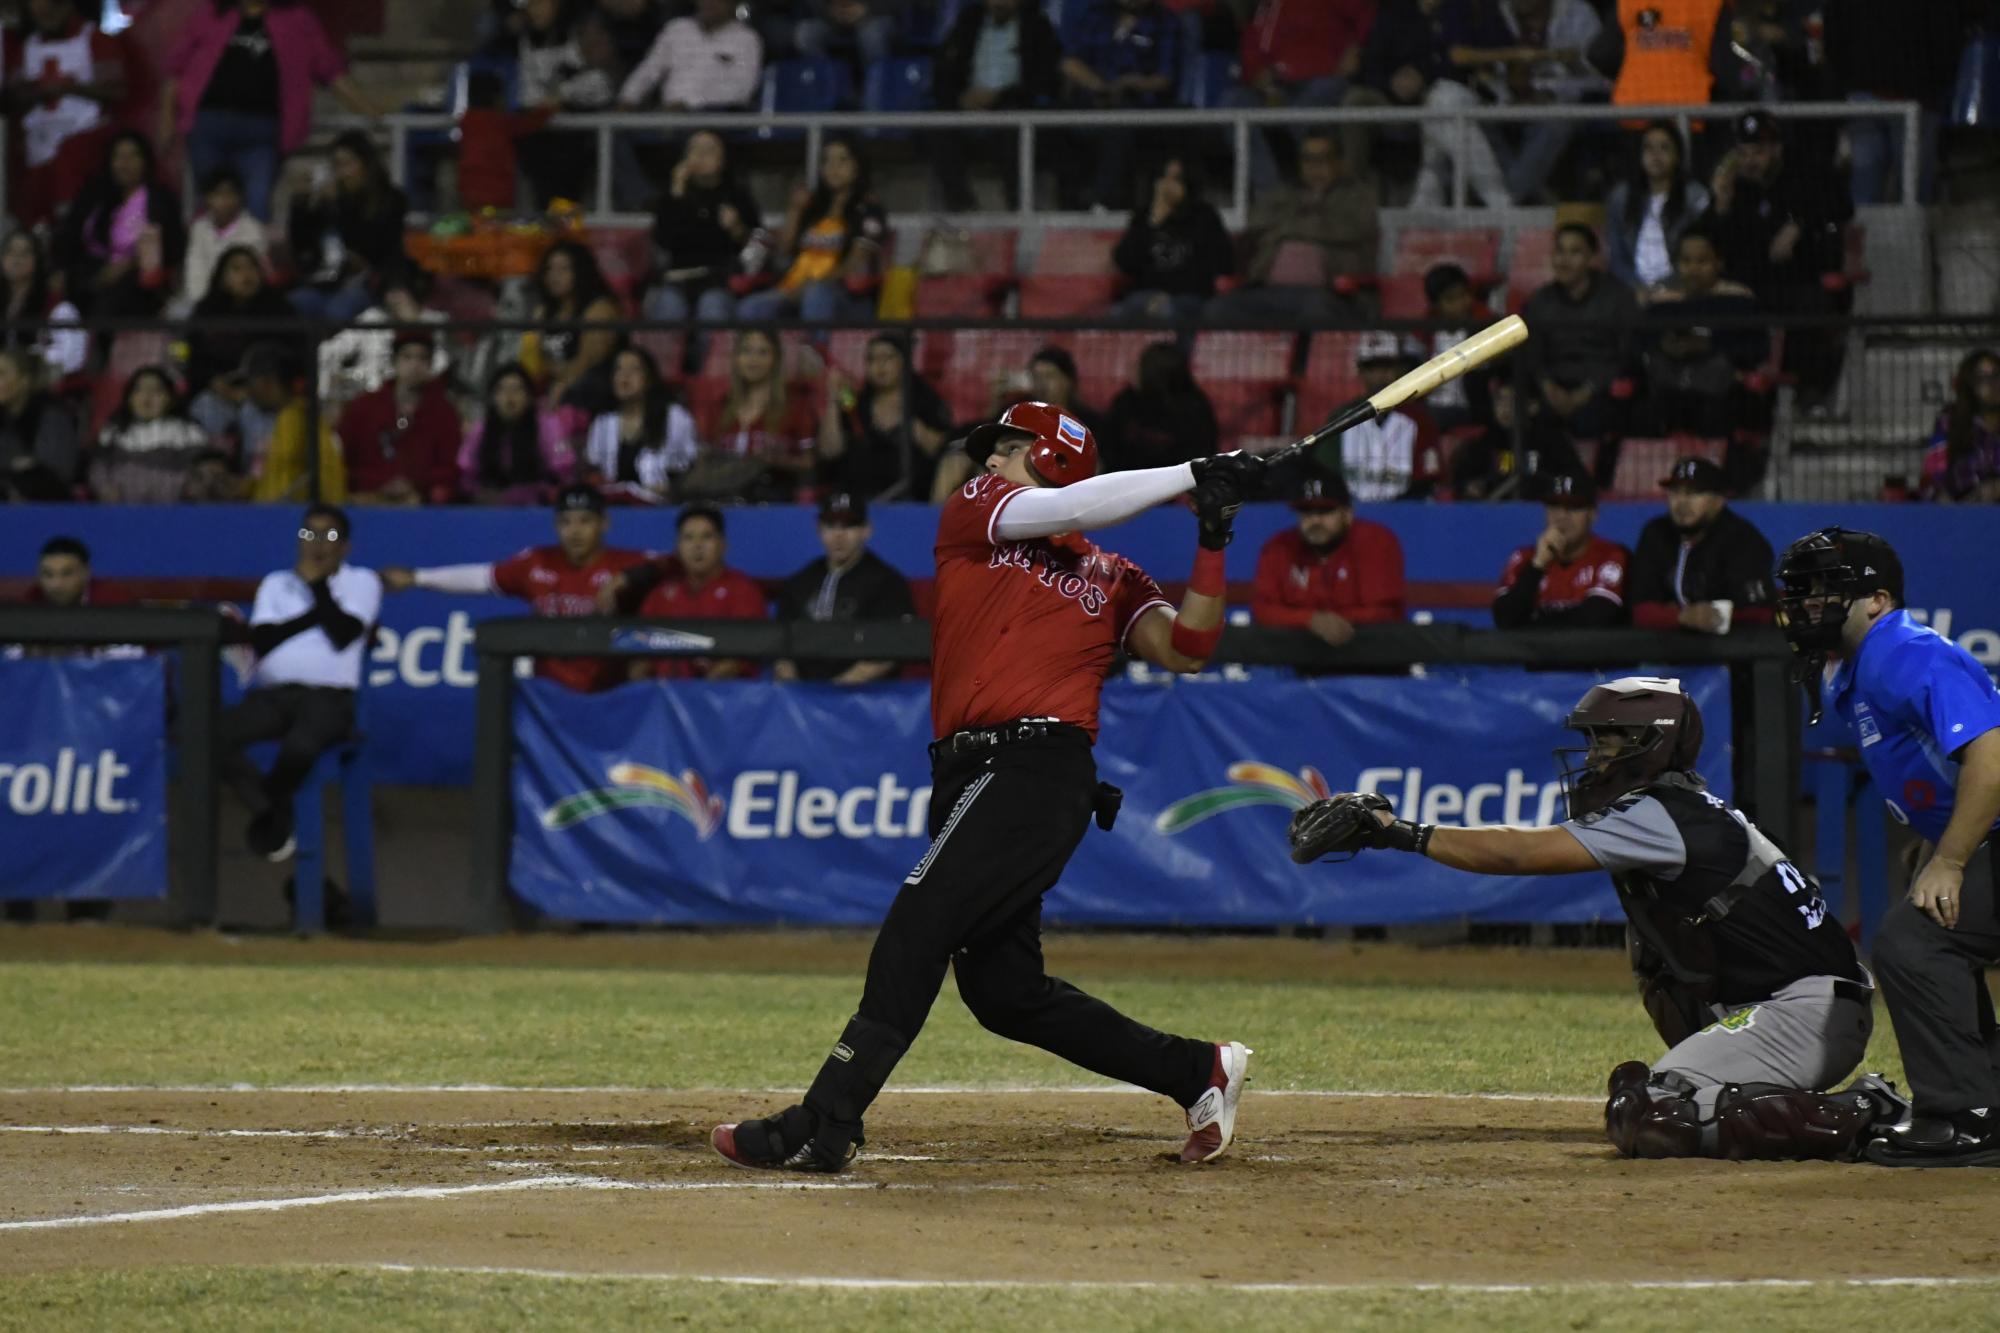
[961,401,1100,487]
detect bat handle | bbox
[1262,400,1377,468]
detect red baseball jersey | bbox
[930,474,1172,740]
[1495,535,1630,612]
[638,566,768,680]
[1250,520,1408,628]
[493,544,651,693]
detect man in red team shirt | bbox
[620,505,767,682]
[713,401,1260,1174]
[1490,472,1631,629]
[1251,474,1406,647]
[379,483,651,692]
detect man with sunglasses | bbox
[1284,675,1908,1162]
[220,504,380,862]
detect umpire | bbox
[1777,528,2000,1167]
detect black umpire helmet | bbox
[1555,676,1704,819]
[1774,527,1904,657]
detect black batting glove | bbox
[1189,450,1266,495]
[1191,476,1243,550]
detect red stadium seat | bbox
[1017,274,1121,319]
[940,329,1048,424]
[1376,273,1430,320]
[587,227,652,304]
[1392,227,1501,281]
[1066,329,1175,408]
[1505,227,1558,313]
[1191,331,1295,440]
[1606,436,1725,501]
[1294,332,1371,431]
[628,329,687,378]
[1031,228,1122,275]
[914,229,1019,318]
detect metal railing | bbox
[330,98,1925,229]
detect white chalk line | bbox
[0,1175,877,1233]
[347,1263,2000,1296]
[0,1084,1602,1104]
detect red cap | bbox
[961,401,1100,488]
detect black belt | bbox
[928,719,1087,764]
[1833,977,1873,1006]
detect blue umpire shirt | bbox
[1827,610,2000,845]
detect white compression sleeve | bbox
[991,463,1196,540]
[413,564,498,594]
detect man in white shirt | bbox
[220,504,382,862]
[618,0,763,110]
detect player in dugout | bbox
[379,482,656,692]
[712,402,1263,1173]
[1490,471,1630,629]
[1250,473,1406,649]
[1285,676,1913,1162]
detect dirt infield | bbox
[6,1085,2000,1288]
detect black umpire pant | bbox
[803,728,1214,1143]
[1873,839,2000,1114]
[219,685,357,818]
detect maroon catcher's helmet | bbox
[960,401,1100,487]
[1555,676,1705,819]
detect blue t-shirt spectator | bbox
[1062,1,1184,109]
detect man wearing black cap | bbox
[1628,457,1774,634]
[1491,472,1630,629]
[1703,109,1852,396]
[382,483,654,693]
[334,331,462,507]
[1251,474,1406,648]
[773,493,915,686]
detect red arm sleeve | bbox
[1251,537,1315,628]
[1344,524,1406,625]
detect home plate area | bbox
[4,1088,1999,1288]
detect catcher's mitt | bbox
[1287,792,1396,864]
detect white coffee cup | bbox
[1712,599,1734,635]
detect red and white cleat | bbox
[1179,1041,1252,1164]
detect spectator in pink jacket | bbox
[459,363,581,505]
[157,0,379,221]
[1920,348,2000,504]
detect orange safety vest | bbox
[1612,0,1724,107]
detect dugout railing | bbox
[0,606,225,926]
[466,618,1801,934]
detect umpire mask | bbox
[1774,527,1904,723]
[1555,678,1704,819]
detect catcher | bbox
[1286,675,1910,1161]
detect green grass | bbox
[1,1268,1996,1333]
[0,956,1909,1094]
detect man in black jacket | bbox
[932,0,1063,211]
[1491,472,1630,630]
[772,493,916,685]
[1627,457,1774,634]
[221,505,380,861]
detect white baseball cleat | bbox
[1179,1041,1252,1164]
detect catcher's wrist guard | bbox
[1375,818,1435,856]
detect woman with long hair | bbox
[91,365,215,503]
[583,346,698,504]
[815,332,954,501]
[1104,340,1219,472]
[287,128,409,323]
[52,130,186,317]
[0,348,81,501]
[525,238,626,413]
[1112,153,1233,322]
[1921,348,2000,503]
[458,362,580,504]
[737,137,886,323]
[0,229,87,380]
[685,328,818,501]
[1605,121,1712,295]
[644,129,761,325]
[186,244,295,443]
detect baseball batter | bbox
[713,402,1261,1172]
[1286,677,1911,1161]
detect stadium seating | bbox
[1375,273,1431,320]
[1392,227,1502,287]
[1606,436,1726,501]
[759,59,852,138]
[863,57,935,116]
[1018,229,1124,318]
[1503,227,1557,313]
[1191,331,1295,439]
[940,329,1048,423]
[1065,329,1175,408]
[1293,332,1372,431]
[913,230,1019,318]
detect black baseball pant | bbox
[219,684,357,817]
[1872,839,2000,1114]
[801,729,1214,1148]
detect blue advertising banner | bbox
[509,668,1731,926]
[0,657,169,899]
[12,500,1984,788]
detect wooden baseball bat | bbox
[1263,314,1530,467]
